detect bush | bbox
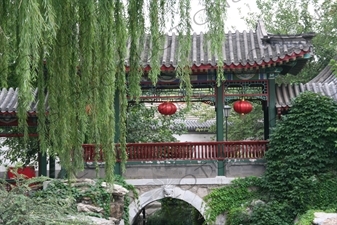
[0,178,90,224]
[263,92,337,212]
[204,92,337,224]
[227,206,251,225]
[250,201,294,225]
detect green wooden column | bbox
[49,156,55,178]
[38,151,47,176]
[268,74,276,135]
[114,91,121,175]
[215,80,225,176]
[262,100,269,140]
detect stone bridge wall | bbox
[125,177,235,225]
[123,159,266,179]
[74,159,266,180]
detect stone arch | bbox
[128,185,225,224]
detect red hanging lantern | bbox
[158,102,177,115]
[233,99,253,115]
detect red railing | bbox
[82,141,268,162]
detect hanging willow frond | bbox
[1,0,228,183]
[16,0,44,143]
[114,0,128,179]
[0,1,10,88]
[92,0,117,183]
[177,0,192,108]
[37,0,57,157]
[148,0,164,85]
[127,0,144,101]
[201,0,227,85]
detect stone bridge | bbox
[79,159,266,225]
[125,177,235,225]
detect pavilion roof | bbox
[174,119,215,132]
[275,64,337,108]
[307,64,337,84]
[0,88,45,116]
[131,20,315,74]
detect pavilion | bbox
[0,20,317,177]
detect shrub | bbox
[204,92,337,224]
[263,92,337,213]
[0,177,90,224]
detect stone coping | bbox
[125,176,236,186]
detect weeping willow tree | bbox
[0,0,227,183]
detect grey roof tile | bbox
[0,20,320,114]
[0,88,46,114]
[307,65,337,84]
[275,63,337,107]
[174,119,215,132]
[275,82,337,107]
[0,88,18,113]
[126,20,314,74]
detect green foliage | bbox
[226,206,251,225]
[0,0,228,182]
[146,198,204,225]
[34,179,111,219]
[33,175,138,225]
[228,102,264,141]
[295,209,318,225]
[204,176,261,223]
[0,136,39,166]
[244,0,337,84]
[205,92,337,224]
[32,176,138,225]
[82,181,111,218]
[114,175,139,225]
[0,102,187,169]
[331,59,337,70]
[263,92,337,205]
[123,195,131,225]
[189,102,264,140]
[0,177,91,225]
[127,103,187,143]
[295,209,337,225]
[249,201,294,225]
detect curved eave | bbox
[126,50,310,73]
[275,82,337,109]
[0,111,38,117]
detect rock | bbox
[77,203,104,213]
[86,216,117,225]
[250,199,265,206]
[68,215,116,225]
[101,182,129,196]
[73,178,96,186]
[81,196,93,204]
[323,218,337,225]
[313,212,337,225]
[110,201,125,220]
[44,179,128,223]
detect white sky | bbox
[143,0,259,34]
[190,0,258,33]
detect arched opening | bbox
[133,198,205,225]
[128,186,207,224]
